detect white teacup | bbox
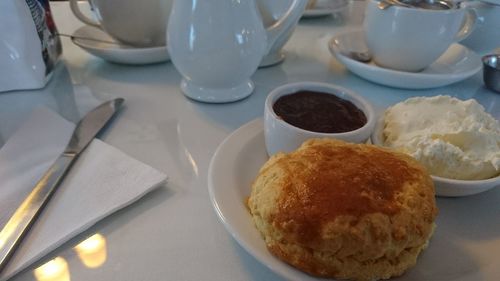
[364,0,476,72]
[70,0,172,47]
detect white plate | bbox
[208,119,320,281]
[371,115,500,197]
[302,0,349,18]
[328,29,482,89]
[208,118,500,281]
[71,26,170,65]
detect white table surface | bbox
[2,1,500,281]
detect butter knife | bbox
[0,98,124,273]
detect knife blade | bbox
[0,98,124,273]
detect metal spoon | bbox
[57,33,121,45]
[377,0,393,9]
[345,50,372,63]
[330,38,372,63]
[377,0,414,9]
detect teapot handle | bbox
[265,0,308,54]
[69,0,101,28]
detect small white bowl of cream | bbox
[371,95,500,197]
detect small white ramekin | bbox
[264,81,376,156]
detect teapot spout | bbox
[264,0,308,55]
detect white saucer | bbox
[328,29,482,89]
[302,0,349,18]
[71,26,170,65]
[208,119,319,281]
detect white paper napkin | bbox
[0,106,167,280]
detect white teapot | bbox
[167,0,307,103]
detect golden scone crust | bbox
[248,139,437,281]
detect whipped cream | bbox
[383,95,500,180]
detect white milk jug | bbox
[167,0,306,103]
[0,0,62,92]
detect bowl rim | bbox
[371,115,500,185]
[265,81,376,138]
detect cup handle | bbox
[69,0,101,28]
[455,8,477,41]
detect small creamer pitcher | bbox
[167,0,306,103]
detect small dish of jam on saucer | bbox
[264,82,375,155]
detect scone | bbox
[248,138,437,281]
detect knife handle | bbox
[0,154,75,273]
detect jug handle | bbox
[265,0,308,54]
[69,0,101,28]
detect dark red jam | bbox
[273,91,367,133]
